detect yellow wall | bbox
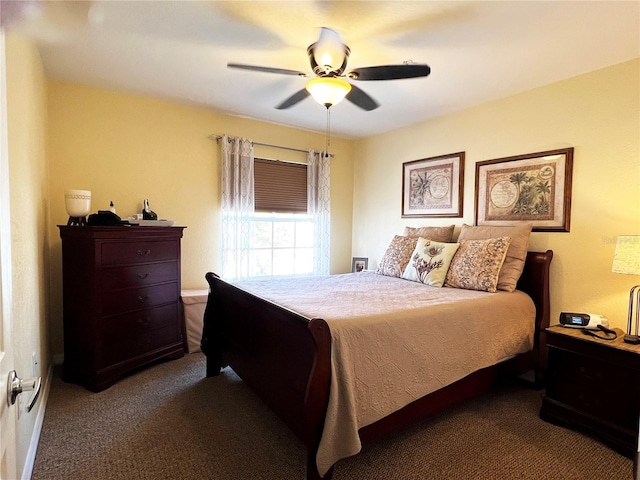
[352,59,640,331]
[5,34,51,476]
[47,81,354,356]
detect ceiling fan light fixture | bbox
[229,27,429,112]
[306,77,352,108]
[312,28,346,70]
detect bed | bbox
[201,248,553,480]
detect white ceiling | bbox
[4,0,640,139]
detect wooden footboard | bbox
[202,272,332,473]
[202,249,553,480]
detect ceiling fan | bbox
[228,27,431,111]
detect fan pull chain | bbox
[325,107,331,157]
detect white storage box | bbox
[181,289,209,353]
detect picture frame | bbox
[352,257,368,273]
[402,152,464,218]
[475,147,574,232]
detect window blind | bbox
[254,158,308,213]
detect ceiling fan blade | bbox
[275,89,310,109]
[228,63,308,77]
[347,64,431,81]
[346,84,379,111]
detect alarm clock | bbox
[559,312,609,330]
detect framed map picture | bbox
[402,152,465,218]
[475,147,574,232]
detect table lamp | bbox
[64,189,91,226]
[612,235,640,344]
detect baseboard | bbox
[20,363,53,480]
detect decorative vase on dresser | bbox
[58,225,186,392]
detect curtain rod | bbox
[210,134,334,158]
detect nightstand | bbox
[540,325,640,458]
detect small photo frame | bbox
[402,152,465,218]
[352,257,368,273]
[475,147,574,232]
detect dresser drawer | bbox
[100,324,182,367]
[101,240,179,265]
[546,346,638,429]
[101,262,178,290]
[102,303,179,337]
[101,283,179,316]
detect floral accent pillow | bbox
[402,238,460,287]
[376,235,419,278]
[457,223,532,292]
[444,237,512,293]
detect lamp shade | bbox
[612,235,640,275]
[306,77,352,107]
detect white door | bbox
[0,30,17,480]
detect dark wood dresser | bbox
[541,325,640,457]
[59,225,186,392]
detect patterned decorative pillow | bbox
[403,225,455,242]
[445,237,512,293]
[376,235,419,278]
[402,238,460,287]
[457,223,532,292]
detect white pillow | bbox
[402,238,460,287]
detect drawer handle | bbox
[138,316,150,326]
[137,295,149,303]
[137,249,151,256]
[137,273,149,279]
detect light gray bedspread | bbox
[236,272,535,476]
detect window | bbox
[248,212,314,277]
[249,158,313,278]
[220,140,330,280]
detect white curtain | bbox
[220,135,254,280]
[307,150,331,276]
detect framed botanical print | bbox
[402,152,465,218]
[475,147,574,232]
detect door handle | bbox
[7,370,42,413]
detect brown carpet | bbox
[32,353,632,479]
